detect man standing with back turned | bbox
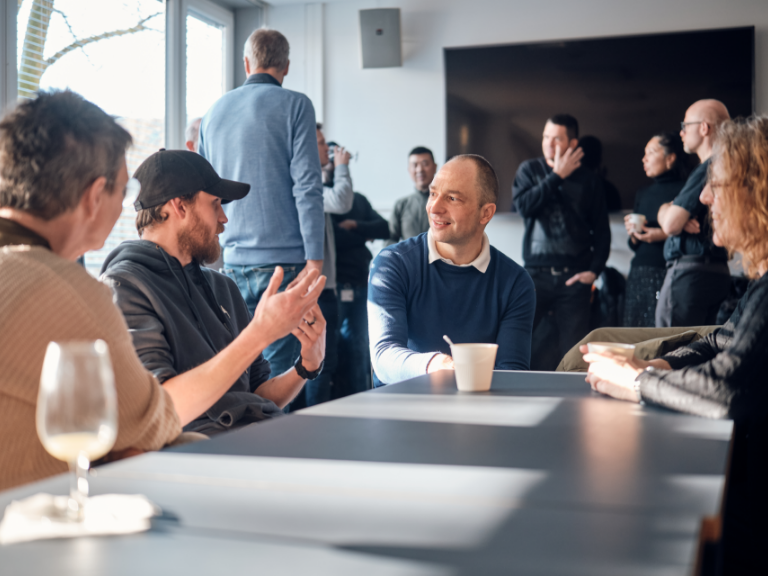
[655,99,731,327]
[199,28,324,374]
[513,114,610,371]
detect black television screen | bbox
[445,27,754,212]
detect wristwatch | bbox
[294,356,323,380]
[635,367,654,404]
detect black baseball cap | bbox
[133,149,250,210]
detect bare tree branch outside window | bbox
[18,0,162,99]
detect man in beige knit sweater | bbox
[0,90,325,491]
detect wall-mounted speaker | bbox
[359,8,402,69]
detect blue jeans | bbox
[334,284,372,397]
[224,263,304,381]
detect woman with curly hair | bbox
[583,116,768,573]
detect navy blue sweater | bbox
[368,233,536,385]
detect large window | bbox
[11,0,239,275]
[17,0,166,275]
[185,8,226,125]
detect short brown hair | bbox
[0,90,132,220]
[136,191,198,237]
[710,116,768,278]
[451,154,498,206]
[244,28,289,71]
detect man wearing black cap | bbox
[101,150,327,435]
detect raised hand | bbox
[249,266,326,345]
[287,259,323,289]
[334,146,351,166]
[292,304,326,373]
[552,144,584,179]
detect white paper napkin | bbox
[0,493,159,545]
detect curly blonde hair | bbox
[711,116,768,278]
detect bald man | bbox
[654,99,731,327]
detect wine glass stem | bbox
[68,455,90,521]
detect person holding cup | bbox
[583,116,768,574]
[623,132,687,327]
[368,155,535,386]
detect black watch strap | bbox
[294,356,323,380]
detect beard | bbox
[177,209,223,265]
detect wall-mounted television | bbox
[445,27,755,212]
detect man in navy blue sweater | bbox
[368,155,536,386]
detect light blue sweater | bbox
[199,74,324,265]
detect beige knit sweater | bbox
[0,245,181,492]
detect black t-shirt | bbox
[629,172,684,268]
[663,159,728,262]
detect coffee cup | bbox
[450,343,498,392]
[587,342,636,360]
[628,213,646,233]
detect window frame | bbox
[167,0,235,150]
[1,0,237,147]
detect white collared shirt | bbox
[427,230,491,273]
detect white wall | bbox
[265,0,768,214]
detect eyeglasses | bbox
[122,178,141,209]
[708,180,729,196]
[680,121,703,132]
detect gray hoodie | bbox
[101,240,282,435]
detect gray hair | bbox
[244,28,289,71]
[0,89,131,220]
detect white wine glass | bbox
[36,340,118,521]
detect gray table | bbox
[0,371,733,575]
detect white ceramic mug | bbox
[450,343,498,392]
[628,213,646,233]
[587,342,636,360]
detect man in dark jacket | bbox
[333,192,390,396]
[513,114,611,370]
[101,150,327,435]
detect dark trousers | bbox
[334,284,372,399]
[655,258,730,328]
[527,267,593,371]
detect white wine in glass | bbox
[36,340,118,521]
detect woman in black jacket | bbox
[584,116,768,574]
[622,132,687,327]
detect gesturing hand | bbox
[292,304,326,373]
[287,259,323,290]
[565,271,596,287]
[249,266,326,345]
[552,144,584,180]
